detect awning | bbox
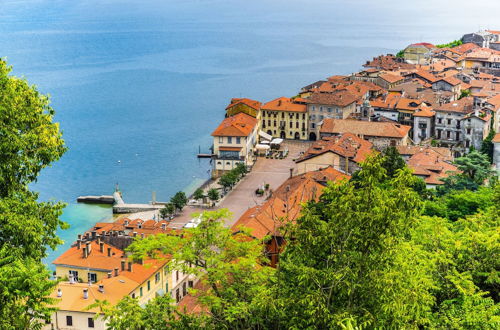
[260,140,270,144]
[255,144,270,150]
[270,138,284,145]
[219,146,242,151]
[259,131,273,141]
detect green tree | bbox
[159,203,175,219]
[270,155,426,328]
[381,146,406,178]
[480,129,496,163]
[459,89,471,99]
[193,188,205,202]
[207,188,219,206]
[127,209,273,328]
[0,59,67,327]
[218,172,237,192]
[234,162,247,177]
[170,191,187,213]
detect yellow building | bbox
[47,237,195,329]
[403,43,436,64]
[261,97,308,140]
[225,98,261,118]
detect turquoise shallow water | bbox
[1,0,498,268]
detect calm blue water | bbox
[0,0,498,266]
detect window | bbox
[183,282,187,296]
[132,293,136,299]
[311,106,315,111]
[295,113,299,119]
[311,123,316,129]
[296,122,299,128]
[273,120,277,126]
[289,121,293,128]
[437,117,442,124]
[69,270,79,282]
[88,317,95,328]
[188,280,194,288]
[456,132,460,141]
[467,128,471,134]
[268,120,271,126]
[336,108,340,114]
[281,112,284,118]
[140,287,143,297]
[320,106,323,112]
[236,137,241,144]
[88,273,97,284]
[328,107,332,113]
[466,140,470,148]
[447,119,451,125]
[176,271,179,281]
[437,130,442,139]
[166,282,169,293]
[227,137,232,144]
[176,289,180,303]
[218,137,223,143]
[447,131,451,138]
[66,316,73,326]
[147,280,151,291]
[155,272,160,283]
[319,115,324,120]
[302,113,305,119]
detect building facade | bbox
[261,97,308,140]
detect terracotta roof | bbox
[370,93,401,109]
[211,113,257,137]
[451,43,479,54]
[406,149,458,185]
[492,133,500,143]
[409,69,437,83]
[434,76,462,86]
[232,167,349,240]
[363,54,415,71]
[320,118,411,139]
[296,133,374,164]
[307,90,359,107]
[486,94,500,109]
[378,73,404,84]
[409,42,435,49]
[396,146,452,162]
[225,98,261,111]
[434,97,474,114]
[53,240,124,271]
[261,97,307,113]
[396,98,425,111]
[487,30,500,35]
[413,105,435,117]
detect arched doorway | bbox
[294,132,300,140]
[280,131,286,139]
[309,132,317,141]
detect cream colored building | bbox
[211,112,258,177]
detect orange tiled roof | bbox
[451,43,479,54]
[307,90,359,107]
[396,145,452,161]
[225,98,261,111]
[232,167,349,240]
[406,149,458,185]
[53,240,124,271]
[296,133,374,164]
[320,118,411,139]
[261,97,307,113]
[379,73,403,84]
[434,97,474,114]
[211,113,257,137]
[492,133,500,143]
[434,76,462,86]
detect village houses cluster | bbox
[45,30,500,329]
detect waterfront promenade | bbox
[120,141,311,228]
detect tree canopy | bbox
[0,59,67,328]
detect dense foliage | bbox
[0,59,67,329]
[436,39,463,48]
[106,153,499,329]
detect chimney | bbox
[57,288,62,297]
[83,288,88,299]
[86,242,91,255]
[77,234,82,240]
[99,242,104,253]
[76,239,81,250]
[107,247,112,257]
[98,284,104,293]
[83,245,88,258]
[128,262,133,272]
[121,260,126,272]
[161,223,167,230]
[114,268,119,277]
[107,272,112,279]
[289,168,293,178]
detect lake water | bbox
[0,0,498,267]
